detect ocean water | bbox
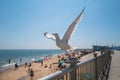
[0,49,64,70]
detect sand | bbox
[0,52,96,80]
[109,50,120,80]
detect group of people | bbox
[57,52,82,69]
[25,56,53,80]
[27,63,34,80]
[7,52,82,80]
[24,62,34,80]
[26,56,54,80]
[7,58,21,71]
[58,57,67,69]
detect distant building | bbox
[92,45,110,51]
[111,46,120,50]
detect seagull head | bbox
[52,33,58,36]
[52,33,60,40]
[44,32,48,36]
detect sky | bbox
[0,0,120,49]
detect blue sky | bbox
[0,0,120,49]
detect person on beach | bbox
[58,58,66,69]
[28,69,34,80]
[44,64,47,68]
[39,57,43,66]
[8,59,10,64]
[58,60,61,68]
[14,63,18,70]
[60,59,66,69]
[77,54,81,59]
[31,57,35,63]
[37,57,43,65]
[20,58,22,64]
[57,55,61,58]
[28,63,32,69]
[25,62,27,68]
[49,64,52,69]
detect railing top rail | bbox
[39,67,73,80]
[77,56,95,66]
[77,52,108,66]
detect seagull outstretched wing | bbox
[44,32,56,41]
[62,7,85,43]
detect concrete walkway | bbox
[109,50,120,80]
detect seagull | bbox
[44,7,85,51]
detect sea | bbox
[0,49,64,71]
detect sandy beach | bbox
[0,52,96,80]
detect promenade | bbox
[109,50,120,80]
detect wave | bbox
[1,63,16,68]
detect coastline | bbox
[0,51,96,80]
[0,49,64,71]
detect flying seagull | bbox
[44,7,85,51]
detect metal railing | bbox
[39,51,112,80]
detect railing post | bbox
[94,53,98,80]
[69,57,78,80]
